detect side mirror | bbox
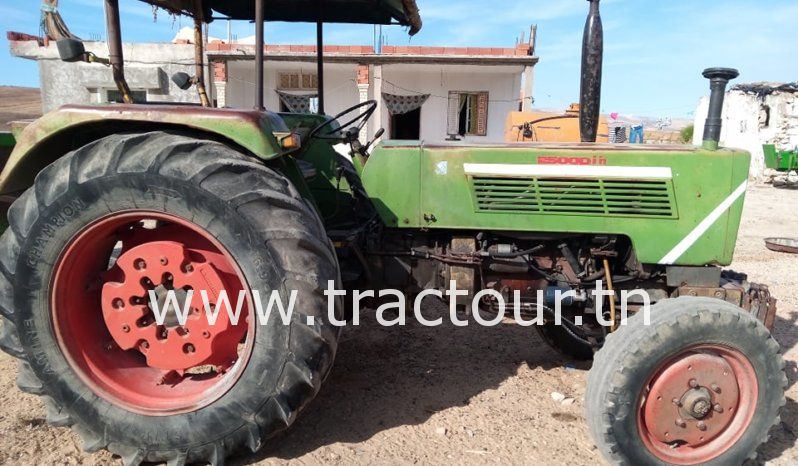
[57,38,86,62]
[171,72,194,90]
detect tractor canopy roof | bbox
[140,0,422,35]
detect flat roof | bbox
[7,30,538,67]
[206,43,538,66]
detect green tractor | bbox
[0,0,786,465]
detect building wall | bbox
[380,64,523,143]
[226,60,359,117]
[11,41,202,112]
[225,61,524,144]
[693,90,798,178]
[12,38,529,145]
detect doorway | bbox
[390,108,421,140]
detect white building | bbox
[693,82,798,178]
[8,31,538,144]
[209,42,537,143]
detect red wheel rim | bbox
[51,211,255,415]
[637,344,758,464]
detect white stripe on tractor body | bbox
[463,163,673,180]
[659,180,748,265]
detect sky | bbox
[1,0,797,118]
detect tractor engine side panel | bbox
[363,143,750,266]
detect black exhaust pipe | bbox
[579,0,603,143]
[701,67,739,150]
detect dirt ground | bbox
[0,86,42,130]
[0,185,796,466]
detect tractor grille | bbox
[471,177,677,218]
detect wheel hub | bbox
[643,353,740,446]
[151,284,191,329]
[101,240,247,372]
[681,387,713,419]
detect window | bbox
[105,89,147,104]
[759,105,771,128]
[447,91,488,137]
[278,72,318,91]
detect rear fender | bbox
[0,104,290,195]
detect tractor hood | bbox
[141,0,422,35]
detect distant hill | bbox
[0,86,42,130]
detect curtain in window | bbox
[276,91,318,114]
[382,93,430,115]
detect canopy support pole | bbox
[254,0,265,110]
[316,0,325,115]
[193,0,211,107]
[104,0,133,103]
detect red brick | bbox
[6,31,41,42]
[466,47,491,55]
[515,46,532,56]
[212,62,228,82]
[356,64,370,84]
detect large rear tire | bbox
[0,132,341,464]
[585,297,786,465]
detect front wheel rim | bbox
[51,211,255,415]
[637,344,758,464]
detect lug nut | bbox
[713,404,723,413]
[140,341,150,349]
[711,383,721,393]
[675,418,687,428]
[696,421,707,431]
[183,263,194,273]
[689,379,699,389]
[134,259,147,270]
[672,398,683,407]
[184,343,196,354]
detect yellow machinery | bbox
[505,103,609,143]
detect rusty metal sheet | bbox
[139,0,422,35]
[765,237,798,254]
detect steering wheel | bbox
[308,100,378,141]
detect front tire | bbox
[585,297,786,465]
[0,132,341,464]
